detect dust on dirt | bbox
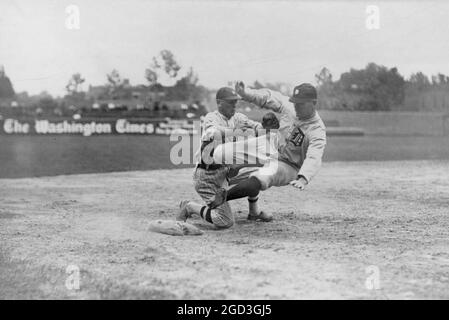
[1,160,448,299]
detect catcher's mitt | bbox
[262,112,280,130]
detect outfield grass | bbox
[1,134,449,178]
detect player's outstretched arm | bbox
[235,81,290,115]
[203,113,251,137]
[297,128,327,185]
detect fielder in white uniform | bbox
[176,87,274,229]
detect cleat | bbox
[247,211,273,222]
[176,200,191,222]
[208,188,227,209]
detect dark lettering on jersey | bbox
[287,126,305,147]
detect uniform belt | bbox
[196,163,224,170]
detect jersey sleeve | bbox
[201,113,219,141]
[202,112,236,140]
[298,125,327,183]
[203,112,221,132]
[244,88,295,116]
[234,113,263,131]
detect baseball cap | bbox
[216,87,241,101]
[289,83,317,103]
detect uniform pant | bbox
[194,134,289,228]
[213,133,278,167]
[193,166,232,228]
[193,166,262,228]
[212,133,298,191]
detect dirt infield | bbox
[1,160,448,299]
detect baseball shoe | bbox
[208,187,227,209]
[248,211,273,222]
[176,200,191,222]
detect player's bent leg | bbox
[209,202,234,229]
[248,160,279,191]
[244,160,296,222]
[189,166,235,228]
[213,135,276,167]
[176,200,234,228]
[215,176,272,222]
[227,167,272,221]
[228,166,259,186]
[250,160,298,190]
[209,176,262,209]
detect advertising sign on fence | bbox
[0,118,199,136]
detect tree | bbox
[145,69,158,87]
[167,67,208,101]
[64,74,87,109]
[315,67,333,88]
[66,73,85,95]
[438,73,449,85]
[107,69,124,90]
[409,72,430,90]
[106,69,129,98]
[37,96,58,110]
[0,65,15,98]
[431,73,449,86]
[337,63,405,110]
[314,67,335,109]
[145,49,181,87]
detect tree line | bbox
[2,52,449,113]
[315,63,449,112]
[0,50,210,113]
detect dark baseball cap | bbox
[216,87,241,101]
[289,83,317,103]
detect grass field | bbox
[1,134,449,178]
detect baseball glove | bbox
[262,112,280,130]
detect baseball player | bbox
[208,81,327,211]
[176,87,273,229]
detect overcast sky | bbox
[1,0,448,96]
